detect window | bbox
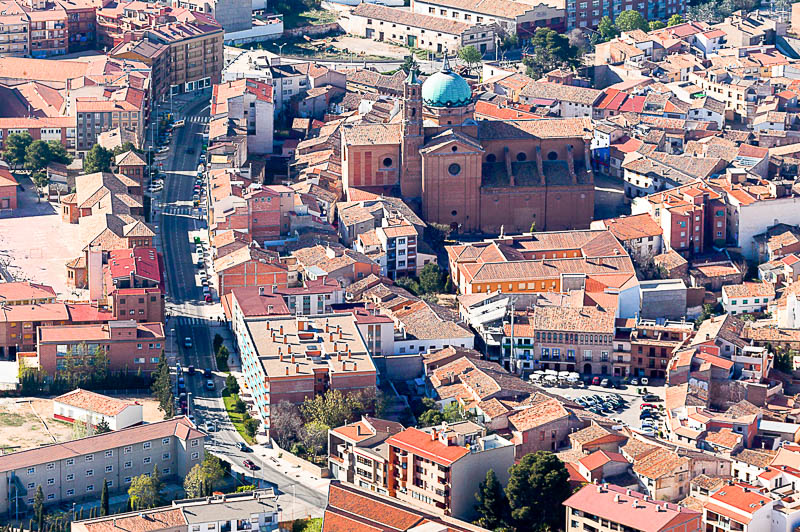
[105,450,113,458]
[163,453,170,460]
[66,458,74,466]
[66,473,74,481]
[47,478,54,485]
[85,455,93,462]
[86,469,93,477]
[191,452,200,460]
[191,439,198,447]
[143,457,151,464]
[448,163,461,176]
[86,485,94,493]
[382,157,392,167]
[124,461,132,469]
[124,445,132,454]
[27,467,35,475]
[47,463,55,471]
[47,494,55,500]
[105,465,113,473]
[66,489,74,496]
[27,482,35,489]
[143,442,151,450]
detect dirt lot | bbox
[0,395,163,453]
[0,176,84,297]
[328,35,411,60]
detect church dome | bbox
[421,56,472,108]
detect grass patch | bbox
[0,412,28,427]
[283,9,338,29]
[292,518,322,532]
[222,388,255,444]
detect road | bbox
[156,96,328,512]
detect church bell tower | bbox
[400,68,424,199]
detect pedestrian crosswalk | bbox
[187,116,209,124]
[177,316,204,326]
[163,205,201,216]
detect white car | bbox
[641,378,649,386]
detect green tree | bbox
[31,171,49,202]
[418,408,444,427]
[46,141,72,165]
[774,348,795,373]
[83,145,113,173]
[213,333,224,353]
[112,142,141,156]
[24,140,53,173]
[301,389,362,428]
[474,469,510,530]
[668,13,684,26]
[151,354,174,419]
[100,479,109,516]
[418,263,445,294]
[649,20,666,30]
[128,474,160,510]
[2,132,33,168]
[199,455,224,493]
[243,416,260,439]
[523,27,580,79]
[457,45,483,76]
[33,486,44,529]
[95,419,111,434]
[616,10,649,32]
[401,55,417,74]
[216,345,230,371]
[225,374,240,395]
[233,395,247,414]
[505,452,572,531]
[596,16,619,43]
[183,463,205,498]
[300,420,329,457]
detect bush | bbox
[243,416,259,438]
[225,374,240,394]
[235,485,258,493]
[233,395,247,414]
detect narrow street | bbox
[156,96,328,512]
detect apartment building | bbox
[632,182,727,256]
[75,96,146,154]
[237,314,377,433]
[28,5,68,58]
[275,277,344,317]
[0,117,77,152]
[213,247,288,296]
[108,39,170,101]
[502,304,616,376]
[354,217,436,279]
[630,321,694,379]
[446,230,640,319]
[702,483,773,532]
[590,213,664,261]
[565,0,685,31]
[73,489,280,532]
[386,422,514,519]
[149,24,223,94]
[327,416,404,494]
[564,483,701,532]
[36,319,165,375]
[0,417,204,515]
[722,282,775,315]
[0,1,29,56]
[211,78,274,155]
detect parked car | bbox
[591,376,600,386]
[601,378,610,388]
[238,442,251,452]
[630,378,638,386]
[641,378,649,386]
[640,410,653,419]
[640,403,656,410]
[184,337,192,348]
[205,379,215,390]
[187,365,195,376]
[243,459,257,470]
[204,294,213,303]
[641,427,655,436]
[205,422,216,432]
[643,393,661,402]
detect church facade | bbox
[341,59,595,234]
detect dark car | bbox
[204,294,213,303]
[203,369,213,378]
[643,394,661,402]
[243,459,257,470]
[186,147,196,154]
[187,365,195,376]
[238,442,251,452]
[640,410,653,419]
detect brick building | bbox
[630,320,694,379]
[213,247,288,296]
[236,314,377,434]
[0,166,18,210]
[340,60,595,235]
[37,319,165,375]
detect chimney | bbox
[285,367,289,375]
[325,321,330,333]
[329,332,334,343]
[279,325,284,335]
[295,363,299,373]
[287,344,292,354]
[284,335,288,344]
[356,424,362,436]
[258,286,265,295]
[291,355,295,364]
[339,329,343,339]
[279,348,283,361]
[337,353,342,362]
[614,494,620,503]
[431,430,436,441]
[354,363,358,371]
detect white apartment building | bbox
[721,282,775,315]
[53,388,143,431]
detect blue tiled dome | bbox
[421,56,472,108]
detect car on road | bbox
[186,147,196,154]
[643,393,661,402]
[591,376,600,386]
[203,369,213,378]
[600,378,610,388]
[243,459,257,470]
[205,422,216,432]
[641,378,649,386]
[205,379,215,390]
[204,294,213,303]
[630,378,638,386]
[238,442,251,452]
[187,365,195,375]
[184,337,192,348]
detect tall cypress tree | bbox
[100,479,109,516]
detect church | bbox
[340,57,596,234]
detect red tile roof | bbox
[107,248,161,284]
[53,388,137,416]
[0,281,56,302]
[578,450,628,471]
[387,428,469,466]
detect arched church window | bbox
[516,152,527,162]
[452,146,458,152]
[382,157,393,167]
[448,163,461,176]
[451,210,458,216]
[547,151,558,161]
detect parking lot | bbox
[543,380,668,434]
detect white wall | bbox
[395,336,474,355]
[738,197,800,260]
